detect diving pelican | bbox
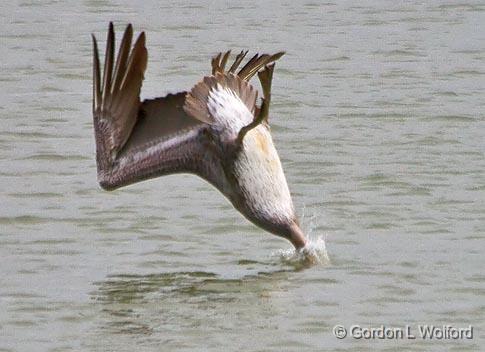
[91,23,308,249]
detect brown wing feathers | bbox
[228,50,248,73]
[186,50,284,125]
[211,50,285,81]
[238,52,284,81]
[92,22,147,158]
[111,24,133,95]
[184,73,258,125]
[92,34,101,113]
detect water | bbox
[1,1,484,351]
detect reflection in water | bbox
[94,271,218,305]
[91,269,293,336]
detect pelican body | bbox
[91,23,307,249]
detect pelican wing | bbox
[91,23,285,192]
[92,23,218,190]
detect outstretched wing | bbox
[92,23,217,190]
[91,23,284,192]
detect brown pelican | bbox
[91,23,308,250]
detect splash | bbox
[276,235,330,267]
[273,206,330,267]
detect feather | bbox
[111,24,133,95]
[228,50,248,74]
[184,73,258,126]
[238,52,285,81]
[92,34,101,113]
[102,22,115,106]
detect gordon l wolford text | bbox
[350,325,473,340]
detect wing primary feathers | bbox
[212,50,284,81]
[114,31,147,149]
[211,50,235,74]
[219,50,231,72]
[93,23,148,159]
[239,54,269,80]
[211,52,222,75]
[111,24,133,95]
[92,34,101,113]
[228,50,248,73]
[237,53,259,78]
[238,52,285,81]
[101,22,115,105]
[120,31,147,92]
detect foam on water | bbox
[273,206,331,267]
[275,235,330,267]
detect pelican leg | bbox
[236,64,275,145]
[257,63,275,124]
[236,101,265,144]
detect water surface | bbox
[1,1,484,351]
